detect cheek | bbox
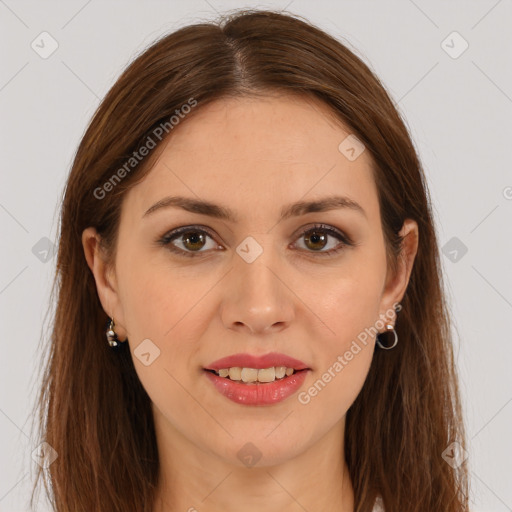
[298,294,377,422]
[316,332,375,409]
[116,244,202,337]
[115,250,218,395]
[298,230,387,336]
[115,258,206,426]
[299,269,383,410]
[313,269,384,344]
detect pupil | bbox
[185,232,204,250]
[306,231,326,250]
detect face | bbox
[84,94,417,470]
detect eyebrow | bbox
[142,195,367,221]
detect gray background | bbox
[1,0,511,510]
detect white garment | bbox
[372,495,385,512]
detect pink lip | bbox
[204,352,310,406]
[204,369,309,406]
[205,352,309,371]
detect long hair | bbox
[30,9,470,511]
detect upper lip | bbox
[205,352,309,371]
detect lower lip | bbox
[204,370,309,406]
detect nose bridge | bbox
[221,234,294,333]
[235,235,282,305]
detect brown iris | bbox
[181,231,206,251]
[303,230,328,251]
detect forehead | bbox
[123,94,380,225]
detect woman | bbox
[31,8,470,512]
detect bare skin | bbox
[83,93,418,512]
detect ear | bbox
[378,218,419,326]
[82,227,128,341]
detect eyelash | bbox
[156,223,355,259]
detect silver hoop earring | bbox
[376,324,398,350]
[106,317,127,348]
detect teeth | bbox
[275,366,286,378]
[228,367,242,381]
[257,367,275,382]
[241,368,258,382]
[214,366,297,383]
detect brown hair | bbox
[30,8,470,512]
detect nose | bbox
[220,246,295,336]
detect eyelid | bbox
[291,223,354,246]
[157,224,223,257]
[157,223,354,257]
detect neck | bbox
[152,415,354,512]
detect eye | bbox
[156,223,354,258]
[157,225,221,258]
[292,223,354,256]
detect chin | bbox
[212,432,310,469]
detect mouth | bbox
[204,366,307,384]
[203,352,311,406]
